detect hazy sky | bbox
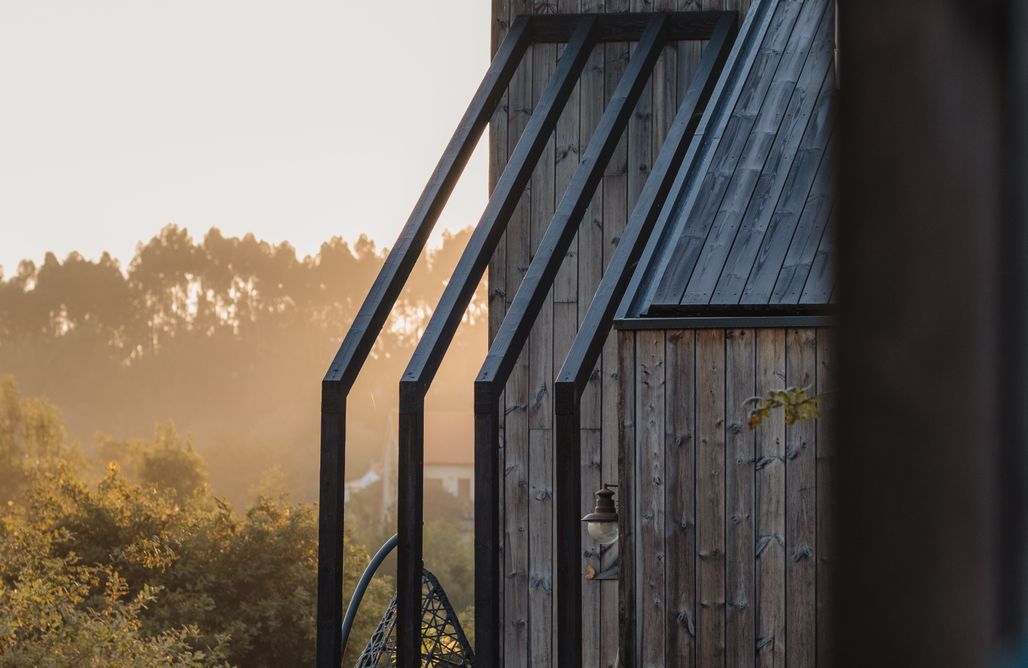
[0,1,490,275]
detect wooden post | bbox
[316,385,346,667]
[553,17,737,666]
[473,390,502,666]
[314,19,531,668]
[396,19,598,667]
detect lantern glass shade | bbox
[586,519,619,545]
[582,485,619,546]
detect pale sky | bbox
[0,1,490,275]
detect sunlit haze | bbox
[0,1,490,274]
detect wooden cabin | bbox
[316,0,836,666]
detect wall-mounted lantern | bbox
[582,483,619,545]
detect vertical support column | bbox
[617,332,638,667]
[555,390,584,668]
[398,19,598,667]
[552,16,738,666]
[316,383,346,667]
[474,389,502,667]
[314,18,531,667]
[397,386,426,668]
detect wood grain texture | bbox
[628,0,838,317]
[798,212,834,306]
[530,39,558,434]
[528,426,554,666]
[758,78,836,306]
[651,0,805,306]
[731,65,834,304]
[621,326,828,667]
[601,335,622,668]
[601,5,630,666]
[489,7,510,662]
[528,36,557,668]
[725,329,756,668]
[785,328,816,668]
[635,0,839,316]
[815,328,834,667]
[628,2,654,221]
[664,329,697,668]
[697,328,727,667]
[485,4,763,665]
[652,0,678,150]
[576,3,605,664]
[503,2,533,662]
[582,425,604,667]
[618,331,638,668]
[682,0,832,306]
[755,328,786,668]
[554,0,582,306]
[637,330,667,668]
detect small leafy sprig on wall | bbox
[745,386,821,429]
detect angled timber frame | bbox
[315,10,737,668]
[556,2,778,661]
[476,14,736,668]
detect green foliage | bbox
[0,375,78,503]
[0,227,486,662]
[745,385,821,429]
[0,381,394,667]
[137,423,207,500]
[423,520,474,614]
[94,421,207,501]
[0,496,230,667]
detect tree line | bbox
[0,225,486,506]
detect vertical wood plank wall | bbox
[488,2,749,665]
[618,327,834,667]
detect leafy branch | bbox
[745,386,822,429]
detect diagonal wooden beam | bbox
[395,16,599,668]
[530,11,727,43]
[550,13,737,667]
[469,14,670,668]
[314,17,531,668]
[479,14,669,397]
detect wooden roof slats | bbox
[768,135,836,304]
[798,210,835,305]
[623,0,783,315]
[710,55,834,305]
[664,0,831,306]
[741,70,835,303]
[626,0,836,319]
[647,0,810,305]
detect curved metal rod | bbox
[340,533,399,655]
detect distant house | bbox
[342,467,381,504]
[382,410,474,513]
